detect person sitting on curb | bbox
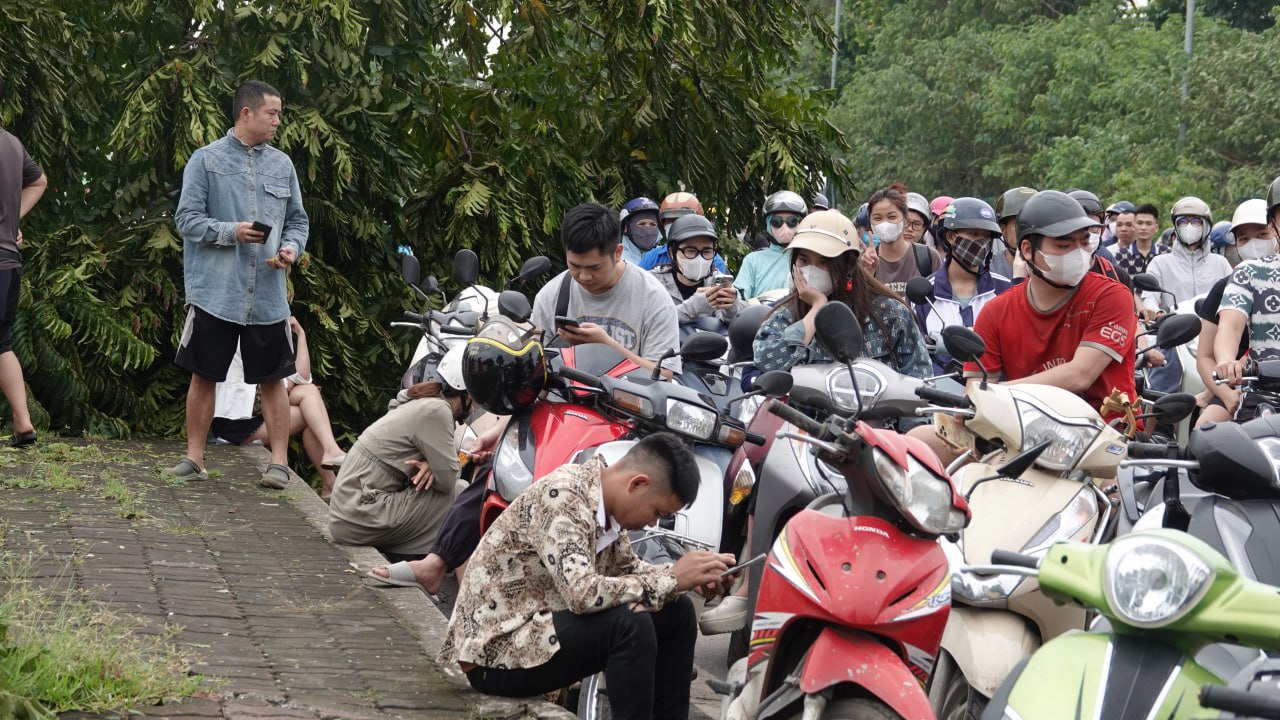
[329,346,482,561]
[436,433,734,720]
[211,316,346,493]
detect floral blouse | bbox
[752,296,931,379]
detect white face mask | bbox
[1087,231,1101,254]
[678,255,713,282]
[1176,224,1205,246]
[1106,221,1117,237]
[787,265,834,296]
[1238,238,1278,262]
[873,221,903,244]
[1035,247,1092,287]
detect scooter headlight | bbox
[1103,535,1214,628]
[666,399,715,441]
[827,365,885,414]
[493,424,533,502]
[1012,392,1101,471]
[872,449,967,535]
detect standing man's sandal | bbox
[165,458,209,481]
[11,431,36,448]
[260,463,291,489]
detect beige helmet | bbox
[1231,198,1269,233]
[788,210,862,258]
[1170,196,1212,223]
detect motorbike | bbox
[718,301,971,720]
[975,528,1280,719]
[1132,272,1208,445]
[1199,656,1280,719]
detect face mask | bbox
[628,224,660,251]
[1034,246,1092,288]
[1238,238,1277,262]
[1106,221,1117,237]
[951,237,990,274]
[1087,231,1101,254]
[786,265,834,296]
[771,224,796,246]
[678,255,713,282]
[873,221,903,244]
[1176,224,1205,246]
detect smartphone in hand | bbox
[720,553,767,579]
[250,221,272,242]
[712,273,735,288]
[555,315,581,330]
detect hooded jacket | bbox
[1140,238,1232,312]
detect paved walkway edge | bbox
[266,447,576,720]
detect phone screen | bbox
[555,315,581,329]
[720,553,766,579]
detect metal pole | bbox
[827,0,841,207]
[1180,0,1194,144]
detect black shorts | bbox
[0,267,20,354]
[174,306,295,383]
[210,415,265,445]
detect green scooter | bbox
[977,528,1280,719]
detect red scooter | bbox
[719,302,970,720]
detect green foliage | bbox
[828,0,1280,214]
[0,0,846,443]
[1147,0,1277,32]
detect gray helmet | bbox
[1267,177,1280,219]
[906,192,932,223]
[1017,190,1101,242]
[666,214,718,245]
[1106,200,1136,216]
[1067,189,1103,216]
[812,192,830,211]
[763,190,807,217]
[940,197,1001,235]
[994,186,1038,221]
[1170,196,1212,223]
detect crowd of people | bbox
[12,78,1280,719]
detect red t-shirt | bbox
[964,272,1137,415]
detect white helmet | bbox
[1231,198,1269,233]
[437,345,467,394]
[1170,196,1212,223]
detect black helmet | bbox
[1106,200,1136,216]
[812,192,831,211]
[666,214,718,245]
[994,186,1037,221]
[939,197,1001,235]
[1017,190,1101,242]
[1067,189,1103,216]
[1267,177,1280,219]
[462,318,547,416]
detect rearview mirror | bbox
[401,253,421,287]
[511,256,553,286]
[941,326,987,363]
[996,440,1051,480]
[905,276,935,306]
[1131,273,1165,295]
[755,371,794,397]
[679,332,728,362]
[1151,392,1197,425]
[497,290,532,324]
[453,249,480,286]
[1154,313,1201,349]
[422,276,440,295]
[814,302,864,363]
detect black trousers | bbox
[466,596,697,720]
[429,466,489,569]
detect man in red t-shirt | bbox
[910,190,1137,462]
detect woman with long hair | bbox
[752,210,930,378]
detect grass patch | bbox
[0,464,88,492]
[101,473,147,520]
[0,552,205,717]
[27,441,135,466]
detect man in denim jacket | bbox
[170,80,309,488]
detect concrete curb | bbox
[265,447,576,720]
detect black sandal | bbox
[11,431,36,448]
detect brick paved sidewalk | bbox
[0,439,570,720]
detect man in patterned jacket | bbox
[438,433,734,720]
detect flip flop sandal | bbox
[166,457,209,481]
[320,454,346,471]
[259,463,291,489]
[365,561,424,589]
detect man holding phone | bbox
[531,203,681,374]
[170,80,309,487]
[651,214,746,323]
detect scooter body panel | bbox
[798,627,934,720]
[937,607,1040,699]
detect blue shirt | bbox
[734,244,791,299]
[912,266,1012,375]
[175,129,309,325]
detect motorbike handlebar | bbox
[990,550,1039,569]
[560,366,604,389]
[743,430,767,446]
[766,399,824,437]
[1127,442,1174,460]
[438,325,474,336]
[914,385,969,408]
[1200,685,1280,719]
[402,311,425,324]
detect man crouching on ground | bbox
[437,432,733,719]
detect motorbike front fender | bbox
[797,627,931,720]
[938,607,1039,700]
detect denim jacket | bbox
[175,129,308,325]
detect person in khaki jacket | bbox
[437,433,734,720]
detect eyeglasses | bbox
[1174,217,1205,228]
[769,216,801,229]
[676,246,717,260]
[905,220,926,231]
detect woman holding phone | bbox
[649,214,745,323]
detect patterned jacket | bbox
[753,296,931,379]
[437,459,680,669]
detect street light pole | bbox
[1181,0,1194,144]
[825,0,841,207]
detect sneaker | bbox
[699,595,748,634]
[259,463,291,489]
[165,458,208,481]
